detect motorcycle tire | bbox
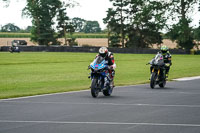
[91,77,99,98]
[150,72,157,89]
[159,80,166,88]
[103,81,113,96]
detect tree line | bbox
[0,18,102,46]
[1,0,200,50]
[0,19,101,33]
[1,0,102,46]
[0,23,32,33]
[104,0,200,50]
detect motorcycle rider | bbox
[159,45,172,79]
[10,41,19,52]
[11,42,16,51]
[96,47,116,87]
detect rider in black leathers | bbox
[159,45,172,78]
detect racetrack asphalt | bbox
[0,79,200,133]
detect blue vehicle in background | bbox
[88,56,114,98]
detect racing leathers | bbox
[96,52,116,86]
[160,51,172,78]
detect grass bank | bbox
[0,52,200,99]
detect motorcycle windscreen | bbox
[154,54,164,66]
[90,56,105,69]
[95,56,105,64]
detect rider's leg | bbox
[104,71,109,87]
[165,67,170,79]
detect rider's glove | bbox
[165,63,170,67]
[87,65,91,70]
[108,66,114,70]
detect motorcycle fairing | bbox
[90,56,108,70]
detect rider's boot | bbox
[104,77,109,88]
[165,73,168,80]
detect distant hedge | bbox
[0,32,108,38]
[0,33,31,38]
[67,34,108,38]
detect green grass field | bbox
[0,52,200,99]
[0,32,107,38]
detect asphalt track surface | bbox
[0,79,200,133]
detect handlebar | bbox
[146,62,150,65]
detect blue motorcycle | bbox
[89,56,114,98]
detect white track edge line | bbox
[1,101,200,108]
[173,76,200,81]
[0,84,146,101]
[1,76,200,101]
[0,120,200,127]
[0,90,89,101]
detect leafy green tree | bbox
[167,0,197,50]
[57,2,78,46]
[192,28,200,50]
[72,17,86,32]
[2,0,77,45]
[104,0,129,47]
[192,1,200,50]
[168,19,194,50]
[126,0,167,48]
[108,33,121,47]
[104,8,121,47]
[23,0,63,45]
[1,23,20,32]
[57,3,70,45]
[104,0,167,48]
[82,21,101,33]
[25,26,32,33]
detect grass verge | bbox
[0,52,200,99]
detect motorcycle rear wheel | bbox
[91,77,99,98]
[103,81,113,96]
[150,72,157,89]
[159,80,166,88]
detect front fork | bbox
[151,68,160,74]
[90,74,104,90]
[151,68,160,81]
[89,72,109,89]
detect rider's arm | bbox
[110,55,114,64]
[95,54,99,59]
[167,53,172,66]
[168,53,172,65]
[109,54,116,69]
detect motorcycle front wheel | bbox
[91,77,99,98]
[150,72,157,89]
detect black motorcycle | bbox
[148,53,166,89]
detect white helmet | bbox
[99,47,108,57]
